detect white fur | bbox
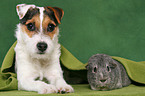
[16,4,36,19]
[38,7,44,32]
[15,4,74,94]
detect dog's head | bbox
[16,4,64,58]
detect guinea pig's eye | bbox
[107,66,111,72]
[93,67,97,73]
[47,24,56,32]
[26,23,35,31]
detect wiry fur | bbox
[86,54,131,91]
[15,4,74,94]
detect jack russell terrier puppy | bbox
[15,4,74,94]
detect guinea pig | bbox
[86,54,131,91]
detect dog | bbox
[14,4,74,94]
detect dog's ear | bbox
[47,7,64,24]
[16,4,36,19]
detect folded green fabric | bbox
[61,44,145,84]
[112,56,145,84]
[0,42,18,90]
[1,41,145,92]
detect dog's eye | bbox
[26,23,35,31]
[47,24,55,32]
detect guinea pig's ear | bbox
[110,60,117,69]
[85,65,89,70]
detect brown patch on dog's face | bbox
[42,14,58,39]
[19,6,64,39]
[20,7,40,38]
[21,14,40,38]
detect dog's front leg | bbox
[17,74,57,94]
[44,62,74,93]
[54,75,74,93]
[15,51,57,94]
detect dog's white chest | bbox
[15,4,74,94]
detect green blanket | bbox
[0,85,145,96]
[1,0,145,96]
[0,41,145,96]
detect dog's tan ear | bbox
[16,4,36,19]
[47,7,64,24]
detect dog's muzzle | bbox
[37,42,47,54]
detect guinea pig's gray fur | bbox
[86,54,131,91]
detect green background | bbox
[1,0,145,95]
[1,0,145,66]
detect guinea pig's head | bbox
[86,54,117,90]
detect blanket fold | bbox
[112,56,145,84]
[0,42,18,90]
[0,41,145,91]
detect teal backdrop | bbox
[1,0,145,66]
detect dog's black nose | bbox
[37,42,47,52]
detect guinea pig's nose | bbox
[100,79,107,83]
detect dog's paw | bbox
[38,84,57,94]
[56,84,74,94]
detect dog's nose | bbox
[37,42,47,52]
